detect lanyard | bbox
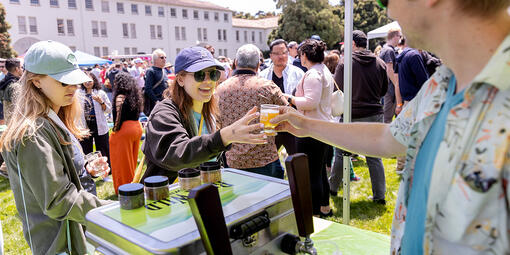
[198,114,204,136]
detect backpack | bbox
[420,51,442,77]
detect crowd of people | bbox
[0,0,509,254]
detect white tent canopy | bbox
[367,21,401,40]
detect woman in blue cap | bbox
[142,47,267,182]
[0,41,111,254]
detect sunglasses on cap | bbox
[377,0,388,8]
[187,69,221,82]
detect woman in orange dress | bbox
[109,72,143,193]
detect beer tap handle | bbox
[188,183,233,255]
[285,153,314,237]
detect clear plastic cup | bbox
[260,104,279,136]
[84,151,106,177]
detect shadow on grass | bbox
[330,195,386,221]
[0,176,11,192]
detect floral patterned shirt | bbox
[389,35,510,254]
[215,73,288,169]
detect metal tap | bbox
[297,236,317,255]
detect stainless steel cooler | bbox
[85,169,299,254]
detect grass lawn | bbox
[0,156,399,254]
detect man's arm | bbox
[272,108,407,158]
[144,69,159,102]
[386,63,403,112]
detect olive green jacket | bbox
[2,116,109,255]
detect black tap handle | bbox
[285,153,314,237]
[188,183,233,255]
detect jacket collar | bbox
[472,33,510,90]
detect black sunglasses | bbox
[160,56,166,59]
[189,70,221,82]
[377,0,388,8]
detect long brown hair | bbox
[0,71,88,151]
[162,71,218,133]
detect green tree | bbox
[0,2,16,58]
[334,0,391,50]
[269,0,343,49]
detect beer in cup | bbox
[260,104,279,136]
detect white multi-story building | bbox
[4,0,278,62]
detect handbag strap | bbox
[151,69,165,91]
[332,78,341,92]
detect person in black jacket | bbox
[143,49,168,116]
[142,47,268,182]
[329,30,389,205]
[0,58,23,122]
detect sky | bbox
[202,0,340,15]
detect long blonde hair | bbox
[0,71,88,151]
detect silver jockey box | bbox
[85,169,299,254]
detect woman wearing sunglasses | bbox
[142,47,267,182]
[0,41,110,254]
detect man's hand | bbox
[270,106,310,137]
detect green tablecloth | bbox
[312,217,390,255]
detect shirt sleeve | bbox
[389,93,420,147]
[99,90,112,114]
[411,53,430,88]
[293,71,323,110]
[15,126,106,225]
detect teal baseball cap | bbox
[24,40,91,85]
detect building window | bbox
[204,11,209,20]
[9,0,20,3]
[174,26,180,40]
[158,7,164,17]
[131,4,138,15]
[85,0,93,10]
[197,28,202,41]
[176,48,181,55]
[259,32,263,43]
[124,47,130,55]
[170,8,176,17]
[69,46,76,51]
[91,21,98,37]
[132,47,137,54]
[203,28,207,41]
[100,21,107,37]
[130,23,136,38]
[217,29,221,41]
[28,17,38,34]
[224,49,227,57]
[224,13,228,22]
[102,47,109,56]
[218,49,222,56]
[214,12,219,21]
[50,0,59,7]
[67,19,74,35]
[94,47,100,57]
[236,30,239,42]
[182,9,188,19]
[150,25,156,39]
[101,1,109,12]
[157,25,162,39]
[244,31,247,42]
[57,18,65,35]
[223,29,227,41]
[145,5,152,16]
[18,16,27,34]
[122,23,129,38]
[252,31,256,42]
[68,0,76,8]
[181,27,186,40]
[193,10,199,19]
[30,0,39,5]
[116,2,124,13]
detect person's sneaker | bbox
[319,210,333,218]
[103,176,113,182]
[368,196,386,205]
[350,175,361,182]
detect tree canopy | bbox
[0,2,16,58]
[269,0,391,50]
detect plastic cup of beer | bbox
[84,151,106,177]
[260,104,279,136]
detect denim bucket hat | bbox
[24,40,91,84]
